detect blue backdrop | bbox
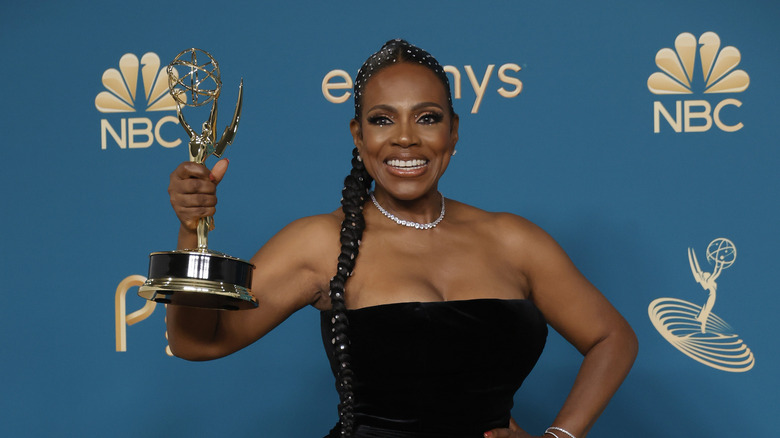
[2,0,778,436]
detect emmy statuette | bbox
[138,48,257,310]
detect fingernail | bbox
[209,173,216,182]
[484,433,492,438]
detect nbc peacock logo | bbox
[648,32,749,133]
[96,52,183,150]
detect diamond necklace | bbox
[369,191,445,230]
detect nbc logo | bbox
[96,52,183,150]
[648,32,749,133]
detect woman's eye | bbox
[367,115,393,126]
[418,112,444,125]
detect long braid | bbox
[329,147,372,437]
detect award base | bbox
[138,250,257,310]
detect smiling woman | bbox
[164,39,638,438]
[351,61,458,213]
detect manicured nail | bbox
[209,173,216,182]
[484,432,492,438]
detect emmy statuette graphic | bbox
[648,238,754,372]
[138,48,257,310]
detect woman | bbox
[166,39,638,438]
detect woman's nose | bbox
[393,121,418,147]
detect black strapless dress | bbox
[321,299,548,438]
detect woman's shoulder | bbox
[250,211,342,298]
[447,199,545,235]
[286,209,343,230]
[447,199,567,272]
[272,210,342,245]
[446,199,559,257]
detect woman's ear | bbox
[350,118,363,150]
[450,113,459,149]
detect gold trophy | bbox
[138,48,256,310]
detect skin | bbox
[166,62,638,438]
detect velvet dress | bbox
[321,298,548,438]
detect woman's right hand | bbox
[168,158,229,232]
[484,418,542,438]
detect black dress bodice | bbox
[321,299,548,438]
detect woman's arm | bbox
[164,159,339,360]
[490,215,638,438]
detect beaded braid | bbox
[329,147,372,437]
[330,39,452,437]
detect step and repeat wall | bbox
[2,1,778,436]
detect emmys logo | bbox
[323,63,523,114]
[648,32,749,133]
[96,52,183,150]
[115,275,171,356]
[648,238,755,372]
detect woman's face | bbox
[351,62,458,202]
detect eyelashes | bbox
[366,111,444,126]
[417,112,443,125]
[367,115,392,126]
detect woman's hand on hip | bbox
[484,417,541,438]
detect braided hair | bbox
[329,39,453,437]
[353,39,454,119]
[328,147,371,438]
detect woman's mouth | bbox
[384,158,429,177]
[386,159,428,169]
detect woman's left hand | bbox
[484,418,542,438]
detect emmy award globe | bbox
[137,48,257,310]
[706,237,737,269]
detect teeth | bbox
[387,159,427,168]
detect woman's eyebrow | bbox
[366,102,444,113]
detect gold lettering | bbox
[128,118,154,148]
[443,65,461,99]
[322,70,353,104]
[101,119,126,149]
[714,98,743,132]
[497,63,522,98]
[653,101,682,133]
[684,100,712,132]
[465,65,495,114]
[155,116,182,148]
[115,275,157,352]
